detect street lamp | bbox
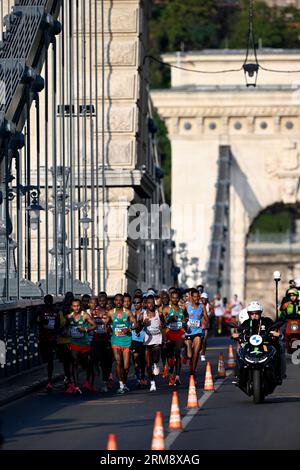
[26,190,44,231]
[79,203,92,284]
[243,63,259,87]
[273,270,281,321]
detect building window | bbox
[260,121,268,129]
[184,122,192,130]
[286,121,294,130]
[57,104,75,116]
[234,121,242,130]
[209,122,217,130]
[79,104,96,116]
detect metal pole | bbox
[82,0,88,284]
[44,31,49,294]
[76,0,82,281]
[35,94,41,282]
[94,0,100,293]
[4,138,10,300]
[16,150,21,300]
[276,280,279,322]
[69,0,75,293]
[101,0,106,291]
[26,87,31,281]
[89,0,95,294]
[60,0,67,294]
[52,38,58,295]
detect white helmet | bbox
[294,278,300,289]
[201,292,208,299]
[247,301,263,314]
[239,308,249,324]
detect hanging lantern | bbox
[243,63,259,87]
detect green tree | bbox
[226,1,300,49]
[149,0,219,88]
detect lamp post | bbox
[273,270,281,321]
[79,203,92,285]
[26,190,44,231]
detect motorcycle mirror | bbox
[266,320,283,333]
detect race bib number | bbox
[96,324,106,334]
[44,319,55,330]
[189,319,200,328]
[169,321,182,331]
[115,327,128,337]
[70,326,84,338]
[148,326,161,335]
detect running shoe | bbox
[150,381,156,392]
[200,355,206,362]
[162,365,167,379]
[63,377,70,390]
[83,380,96,392]
[168,375,175,386]
[45,382,53,392]
[140,378,147,386]
[123,385,130,392]
[153,363,160,376]
[174,376,181,386]
[107,380,113,390]
[74,386,83,395]
[65,383,76,394]
[116,387,125,394]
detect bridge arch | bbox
[244,203,300,314]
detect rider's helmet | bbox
[293,278,300,289]
[247,301,263,315]
[287,288,299,298]
[200,292,209,299]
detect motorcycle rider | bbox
[232,301,283,384]
[279,288,300,322]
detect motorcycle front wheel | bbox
[253,369,264,404]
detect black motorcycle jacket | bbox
[237,317,277,344]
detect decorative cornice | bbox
[158,107,300,118]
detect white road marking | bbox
[165,371,233,450]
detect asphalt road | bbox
[1,337,300,450]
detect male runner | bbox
[185,288,207,376]
[107,294,137,394]
[163,290,187,386]
[68,299,96,395]
[141,296,164,392]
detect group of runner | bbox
[35,287,218,395]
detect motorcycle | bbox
[235,324,283,404]
[285,319,300,353]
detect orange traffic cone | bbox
[151,411,165,450]
[107,433,118,450]
[203,361,214,391]
[217,352,226,378]
[187,375,198,408]
[168,391,182,429]
[227,344,236,369]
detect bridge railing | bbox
[0,297,62,379]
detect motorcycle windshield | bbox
[242,343,275,364]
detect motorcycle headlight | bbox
[291,324,299,331]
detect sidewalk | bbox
[0,362,64,407]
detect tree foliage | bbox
[150,0,300,203]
